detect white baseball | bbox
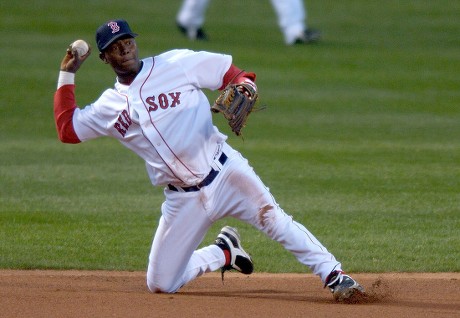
[71,39,89,56]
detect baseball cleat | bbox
[215,226,254,276]
[325,270,366,303]
[293,29,321,44]
[177,23,208,41]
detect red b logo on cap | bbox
[108,21,120,34]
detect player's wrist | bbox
[57,71,75,89]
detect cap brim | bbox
[100,32,138,51]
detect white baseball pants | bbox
[146,143,341,293]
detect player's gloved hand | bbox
[211,80,259,136]
[60,45,91,73]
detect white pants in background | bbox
[176,0,308,44]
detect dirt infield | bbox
[1,271,459,317]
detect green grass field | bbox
[1,1,459,273]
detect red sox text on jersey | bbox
[114,92,182,137]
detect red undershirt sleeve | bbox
[54,84,81,144]
[219,64,257,90]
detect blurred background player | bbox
[176,0,321,45]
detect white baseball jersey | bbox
[72,49,231,186]
[55,48,342,293]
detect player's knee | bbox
[146,276,179,293]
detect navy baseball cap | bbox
[96,19,138,52]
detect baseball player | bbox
[177,0,321,44]
[54,19,364,302]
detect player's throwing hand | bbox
[60,43,91,74]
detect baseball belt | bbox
[168,152,228,192]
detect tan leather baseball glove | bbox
[211,82,259,136]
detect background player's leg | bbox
[177,0,209,27]
[270,0,306,44]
